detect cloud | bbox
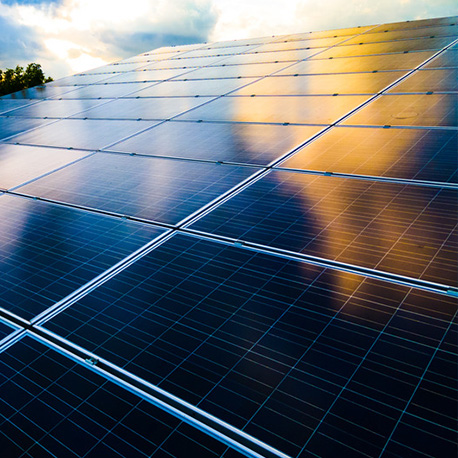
[0,0,218,78]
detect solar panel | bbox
[280,127,458,183]
[0,336,244,458]
[342,93,458,127]
[41,234,457,457]
[110,121,323,165]
[15,153,255,225]
[0,194,167,319]
[0,15,457,458]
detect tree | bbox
[0,63,53,96]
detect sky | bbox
[0,0,456,79]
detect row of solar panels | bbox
[0,15,457,458]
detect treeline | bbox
[0,63,53,96]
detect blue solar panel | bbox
[41,234,457,457]
[15,154,255,225]
[0,116,50,141]
[111,121,323,165]
[189,171,458,286]
[0,194,166,319]
[0,336,243,458]
[0,321,17,342]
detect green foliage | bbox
[0,63,53,96]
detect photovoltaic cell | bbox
[0,194,166,319]
[281,126,458,183]
[0,99,38,115]
[369,16,457,33]
[16,153,255,225]
[176,62,291,79]
[56,82,159,99]
[48,73,121,86]
[145,55,229,70]
[176,95,370,124]
[104,68,194,83]
[233,72,407,95]
[0,321,17,342]
[388,68,458,93]
[276,51,435,74]
[1,85,83,100]
[6,99,113,119]
[110,121,323,165]
[0,116,50,141]
[286,25,374,40]
[11,119,160,150]
[342,93,458,127]
[343,24,458,45]
[251,36,347,52]
[424,49,458,68]
[218,48,320,65]
[190,171,458,286]
[43,234,458,458]
[70,97,216,120]
[317,36,456,58]
[0,144,91,190]
[128,78,258,97]
[0,336,241,458]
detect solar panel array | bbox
[0,15,457,458]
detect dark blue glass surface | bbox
[112,121,322,165]
[0,194,165,320]
[16,154,254,225]
[282,127,458,183]
[0,99,38,115]
[43,234,458,458]
[190,171,458,286]
[0,336,240,458]
[0,321,17,342]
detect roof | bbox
[0,15,457,458]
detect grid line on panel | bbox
[101,25,380,152]
[376,309,458,457]
[296,303,457,455]
[15,329,292,458]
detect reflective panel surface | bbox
[0,322,17,341]
[234,72,406,95]
[0,116,50,141]
[70,97,215,120]
[0,99,38,115]
[16,154,254,225]
[0,337,241,458]
[388,68,458,93]
[369,16,458,32]
[344,24,458,45]
[6,99,112,119]
[48,73,120,86]
[128,78,258,97]
[12,119,159,150]
[219,48,319,65]
[2,85,82,100]
[105,68,193,83]
[0,194,165,319]
[178,62,290,79]
[0,144,91,189]
[318,37,456,58]
[177,95,369,124]
[282,126,458,183]
[276,51,434,74]
[424,49,458,68]
[145,55,229,69]
[343,93,458,127]
[44,234,458,458]
[57,82,157,99]
[190,171,458,286]
[111,121,322,165]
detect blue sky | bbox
[0,0,456,78]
